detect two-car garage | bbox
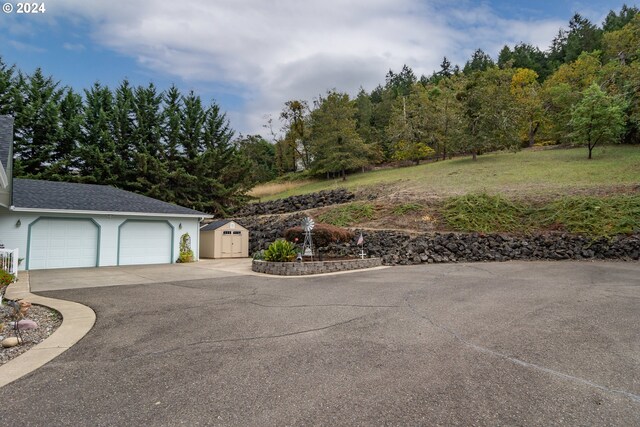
[26,217,177,270]
[1,119,210,271]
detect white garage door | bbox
[29,218,99,270]
[119,221,172,266]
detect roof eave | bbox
[10,206,213,219]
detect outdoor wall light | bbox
[15,219,21,228]
[179,223,182,229]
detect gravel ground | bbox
[0,302,62,365]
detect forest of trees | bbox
[0,63,280,214]
[0,5,638,214]
[271,5,639,177]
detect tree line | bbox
[0,63,278,214]
[0,5,637,211]
[271,5,639,178]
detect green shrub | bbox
[0,269,14,287]
[176,233,195,263]
[318,202,375,227]
[284,223,355,247]
[0,269,14,301]
[252,250,265,260]
[264,239,298,262]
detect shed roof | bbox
[201,219,246,231]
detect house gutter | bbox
[9,206,213,219]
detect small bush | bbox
[264,239,298,262]
[176,233,194,263]
[0,269,14,287]
[284,223,355,247]
[252,250,265,260]
[318,202,375,227]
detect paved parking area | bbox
[29,259,254,291]
[2,261,639,425]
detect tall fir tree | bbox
[12,68,63,177]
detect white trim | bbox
[0,163,7,189]
[9,206,212,218]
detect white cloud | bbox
[62,42,85,52]
[47,0,569,134]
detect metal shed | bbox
[199,220,249,259]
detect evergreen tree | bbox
[463,49,495,74]
[111,80,135,179]
[131,83,167,198]
[0,57,16,115]
[12,69,63,177]
[564,14,603,63]
[76,83,125,186]
[310,91,370,179]
[48,88,83,178]
[385,65,417,97]
[602,4,640,32]
[235,135,277,183]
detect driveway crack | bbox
[403,292,640,404]
[247,302,401,309]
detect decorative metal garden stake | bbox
[357,232,365,259]
[301,217,315,261]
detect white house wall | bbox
[0,210,201,270]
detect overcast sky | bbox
[0,0,633,136]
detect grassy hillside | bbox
[251,146,640,202]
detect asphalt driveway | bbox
[2,261,639,426]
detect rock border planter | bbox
[252,257,382,276]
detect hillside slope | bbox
[244,146,640,236]
[251,146,640,202]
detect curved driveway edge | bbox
[0,272,96,388]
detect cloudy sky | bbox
[0,0,632,136]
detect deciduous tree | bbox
[569,83,627,159]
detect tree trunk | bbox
[341,169,346,181]
[472,149,477,161]
[528,122,540,147]
[588,144,593,159]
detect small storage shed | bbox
[199,220,249,258]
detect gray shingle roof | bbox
[201,219,245,231]
[0,115,13,172]
[13,178,208,217]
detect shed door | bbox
[221,230,243,257]
[119,221,172,265]
[29,218,99,270]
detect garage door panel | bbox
[119,221,172,266]
[29,218,99,270]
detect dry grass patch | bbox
[248,180,314,199]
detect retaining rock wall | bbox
[236,189,355,216]
[252,258,382,275]
[239,214,640,265]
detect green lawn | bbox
[256,145,640,201]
